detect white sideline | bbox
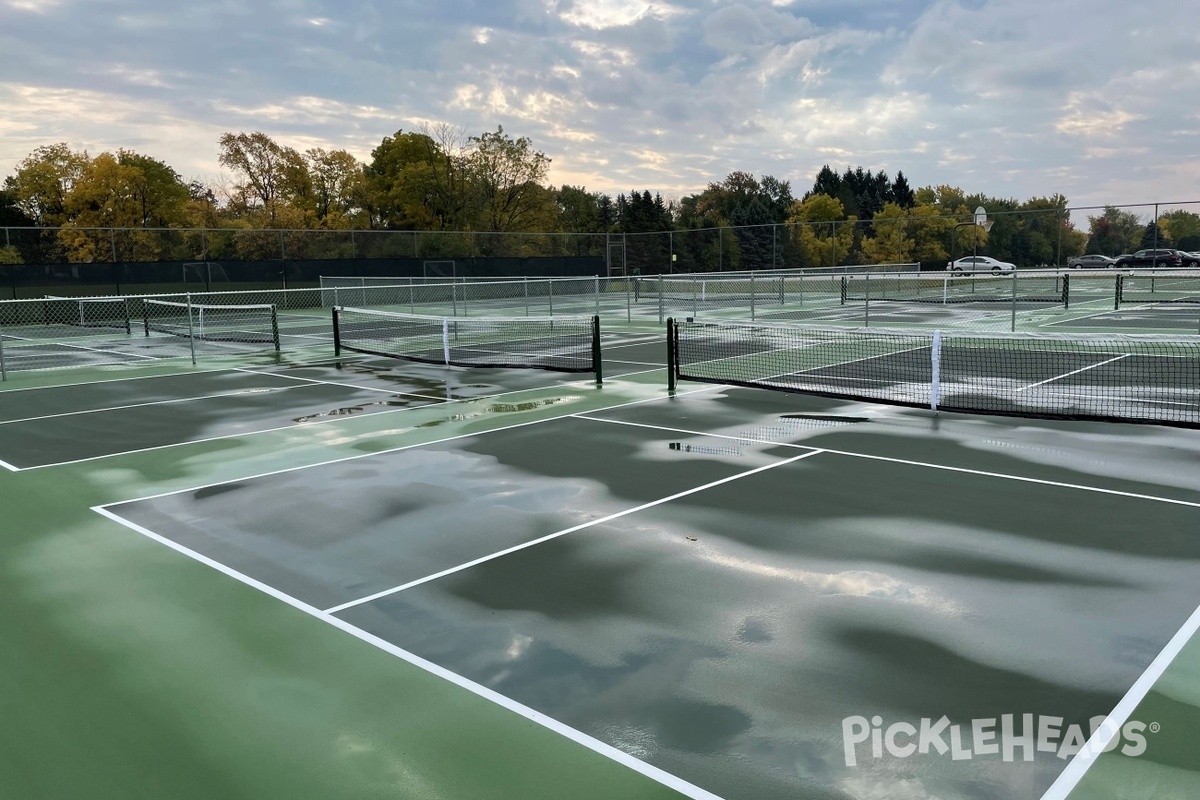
[87,385,718,496]
[570,415,1200,509]
[1015,354,1130,393]
[1039,599,1200,800]
[0,382,315,425]
[324,450,825,614]
[90,507,726,800]
[17,366,688,471]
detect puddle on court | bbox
[413,397,577,428]
[293,395,430,423]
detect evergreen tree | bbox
[1140,220,1170,249]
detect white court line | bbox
[1015,354,1131,393]
[606,359,666,367]
[1040,599,1200,800]
[90,507,724,800]
[232,367,446,400]
[2,333,162,361]
[325,449,825,614]
[0,457,19,472]
[0,365,238,393]
[571,416,1200,509]
[0,382,315,425]
[20,364,682,472]
[69,383,716,483]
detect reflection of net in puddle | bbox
[668,441,745,457]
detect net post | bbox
[185,293,197,366]
[591,315,603,385]
[548,279,554,317]
[332,308,342,356]
[0,330,7,381]
[1061,273,1070,308]
[930,329,942,414]
[269,305,281,353]
[625,275,631,323]
[666,317,677,392]
[840,275,847,305]
[594,276,600,318]
[692,279,698,319]
[1114,275,1122,310]
[441,317,450,365]
[778,275,784,305]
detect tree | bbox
[306,148,364,227]
[891,171,915,208]
[364,130,444,230]
[218,131,310,225]
[465,126,552,233]
[1,187,36,227]
[788,194,856,267]
[115,150,189,228]
[861,202,915,264]
[1159,210,1200,250]
[3,143,90,226]
[1139,220,1169,249]
[1084,207,1142,255]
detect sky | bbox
[1,0,1198,212]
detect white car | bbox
[946,255,1016,275]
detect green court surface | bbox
[2,324,1200,800]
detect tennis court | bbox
[2,309,1200,800]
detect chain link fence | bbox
[2,267,1197,379]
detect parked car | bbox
[1067,254,1116,269]
[1111,249,1184,269]
[1182,251,1200,268]
[946,255,1016,275]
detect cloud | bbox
[0,0,1198,208]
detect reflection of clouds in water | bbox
[691,544,960,615]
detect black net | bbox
[334,307,597,373]
[672,319,1200,428]
[1119,274,1200,305]
[841,274,1068,305]
[143,299,280,348]
[43,296,132,333]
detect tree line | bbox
[3,125,1197,269]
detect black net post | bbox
[666,317,677,392]
[1115,275,1123,309]
[840,275,847,305]
[332,307,342,356]
[591,315,602,385]
[269,306,281,353]
[1061,274,1070,308]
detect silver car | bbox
[1067,254,1116,269]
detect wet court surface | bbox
[0,338,661,469]
[99,388,1200,800]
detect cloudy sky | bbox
[1,0,1197,210]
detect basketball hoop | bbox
[980,220,994,232]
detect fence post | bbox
[1011,268,1018,332]
[750,272,756,321]
[0,332,6,381]
[625,274,631,323]
[594,275,600,317]
[524,277,529,316]
[548,278,554,316]
[864,272,870,327]
[658,275,664,325]
[279,230,288,290]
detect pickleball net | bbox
[332,306,601,378]
[668,318,1200,428]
